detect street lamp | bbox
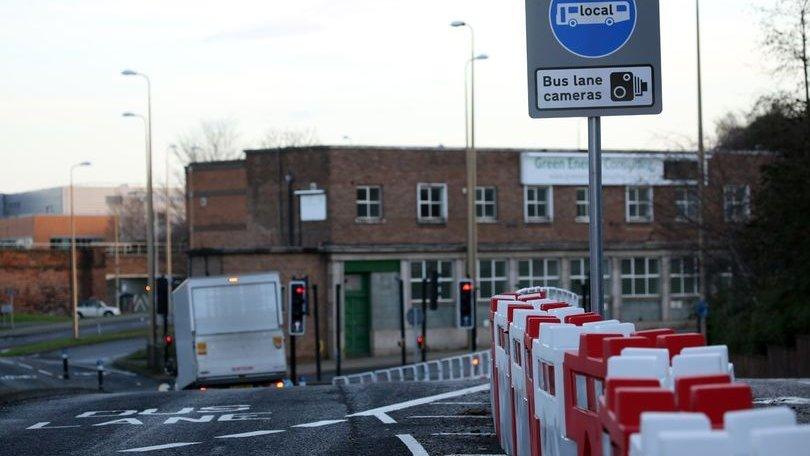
[70,161,91,339]
[695,0,708,335]
[451,20,487,351]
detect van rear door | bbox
[191,281,286,379]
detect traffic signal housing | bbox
[156,277,169,316]
[457,279,475,329]
[288,280,307,336]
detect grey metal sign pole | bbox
[587,117,605,317]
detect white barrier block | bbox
[751,425,810,456]
[583,320,636,336]
[657,430,733,456]
[725,407,797,456]
[540,324,582,350]
[607,356,662,382]
[621,348,671,386]
[548,306,585,320]
[671,353,725,379]
[682,345,734,377]
[638,412,710,456]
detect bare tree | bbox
[174,119,243,165]
[760,0,810,113]
[109,191,147,242]
[257,127,319,149]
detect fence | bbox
[332,350,491,385]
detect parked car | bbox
[76,299,121,318]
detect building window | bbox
[410,260,453,302]
[569,258,611,297]
[675,187,699,222]
[476,187,497,222]
[356,186,382,220]
[517,259,560,289]
[626,186,653,223]
[417,183,447,223]
[724,185,751,223]
[524,186,553,223]
[670,257,699,296]
[621,257,660,297]
[576,188,589,222]
[478,259,508,300]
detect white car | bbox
[76,299,121,318]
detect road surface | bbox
[0,378,808,455]
[0,314,149,350]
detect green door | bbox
[345,273,371,357]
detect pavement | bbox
[0,314,149,350]
[0,377,807,455]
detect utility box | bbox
[172,272,287,390]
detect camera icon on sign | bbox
[610,71,649,102]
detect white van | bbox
[172,272,287,390]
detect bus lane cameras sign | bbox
[524,0,662,118]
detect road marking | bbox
[118,442,202,452]
[0,359,15,365]
[432,433,497,436]
[17,362,33,370]
[754,397,810,405]
[1,374,37,380]
[432,401,487,405]
[291,419,347,428]
[27,422,81,430]
[396,434,429,456]
[215,430,285,439]
[348,383,490,424]
[407,415,491,419]
[38,369,53,377]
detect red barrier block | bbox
[518,292,547,302]
[601,387,677,456]
[540,302,569,311]
[689,383,753,428]
[633,328,675,344]
[524,315,561,456]
[602,378,661,412]
[674,374,731,410]
[565,312,602,326]
[656,333,706,359]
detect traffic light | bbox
[288,280,307,336]
[457,279,475,329]
[416,335,425,350]
[163,334,173,346]
[156,277,169,316]
[429,270,439,310]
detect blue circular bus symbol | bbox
[549,0,637,58]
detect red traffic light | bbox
[294,286,305,295]
[416,335,425,346]
[461,282,473,292]
[164,335,173,345]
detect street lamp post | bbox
[452,21,488,351]
[70,161,91,339]
[166,145,176,321]
[695,0,708,335]
[122,106,157,367]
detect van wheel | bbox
[103,311,114,317]
[77,312,85,319]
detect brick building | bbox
[185,146,769,358]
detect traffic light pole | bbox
[312,284,321,383]
[421,277,427,363]
[335,284,342,377]
[399,279,406,366]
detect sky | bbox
[0,0,798,193]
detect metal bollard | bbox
[96,360,104,391]
[62,350,69,380]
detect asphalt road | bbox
[0,338,159,399]
[0,380,498,456]
[0,315,149,350]
[0,378,807,455]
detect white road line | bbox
[37,369,53,377]
[347,383,490,424]
[26,422,80,430]
[118,442,202,452]
[407,415,491,419]
[431,402,488,405]
[396,434,429,456]
[17,362,34,370]
[0,359,15,366]
[291,419,347,428]
[432,433,497,436]
[215,430,285,439]
[754,397,810,405]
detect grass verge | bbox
[0,329,148,357]
[0,313,70,326]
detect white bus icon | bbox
[556,1,631,27]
